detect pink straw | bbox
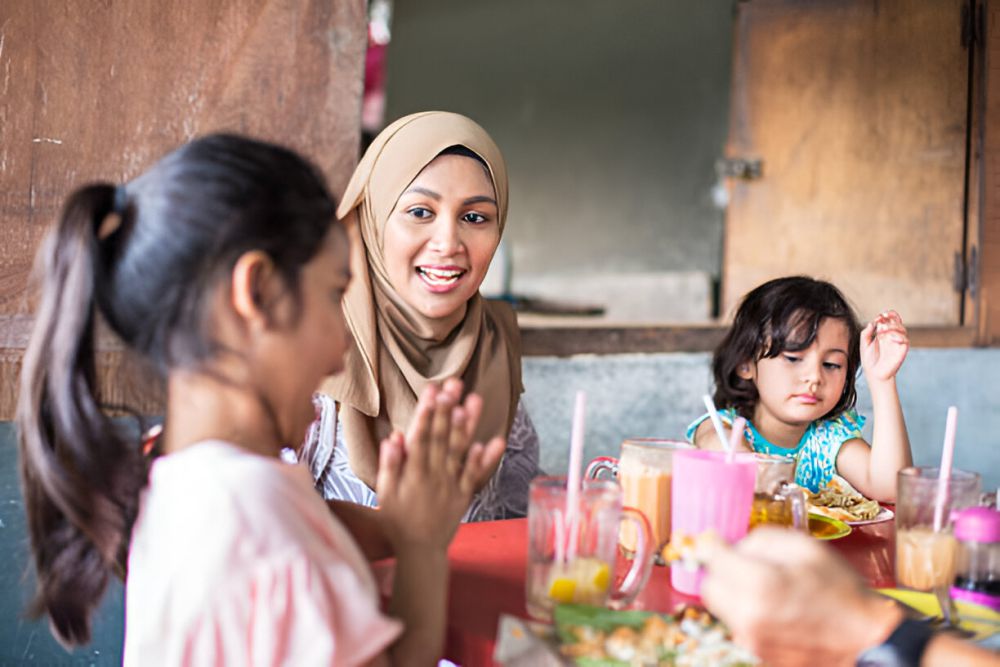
[932,406,958,532]
[563,391,587,562]
[727,417,746,463]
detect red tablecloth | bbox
[443,518,896,665]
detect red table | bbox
[443,518,896,665]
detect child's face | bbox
[740,317,851,429]
[382,154,500,320]
[258,226,352,444]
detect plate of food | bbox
[493,604,760,666]
[808,475,893,526]
[808,512,852,540]
[843,506,894,526]
[556,603,759,666]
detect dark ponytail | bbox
[16,134,336,647]
[17,184,145,645]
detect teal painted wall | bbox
[0,424,124,665]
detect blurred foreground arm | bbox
[702,528,997,667]
[327,500,393,561]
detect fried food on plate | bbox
[808,475,881,522]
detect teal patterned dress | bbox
[685,408,867,492]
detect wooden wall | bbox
[721,0,970,327]
[0,0,367,418]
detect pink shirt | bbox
[124,441,402,666]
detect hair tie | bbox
[98,185,130,240]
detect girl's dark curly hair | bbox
[713,276,862,422]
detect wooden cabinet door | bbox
[721,0,970,325]
[0,0,367,419]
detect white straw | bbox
[933,406,959,531]
[703,394,732,454]
[564,391,587,562]
[727,417,746,463]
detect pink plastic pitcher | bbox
[669,449,756,595]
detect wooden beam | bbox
[0,317,980,418]
[519,323,978,357]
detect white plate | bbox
[845,506,894,526]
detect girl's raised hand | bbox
[375,380,505,550]
[860,310,909,383]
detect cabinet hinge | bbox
[954,247,979,296]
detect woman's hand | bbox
[860,310,909,383]
[701,528,902,667]
[376,379,505,550]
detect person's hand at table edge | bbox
[701,527,998,667]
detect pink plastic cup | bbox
[669,449,757,595]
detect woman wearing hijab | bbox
[302,111,542,522]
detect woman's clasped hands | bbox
[377,378,506,549]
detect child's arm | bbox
[326,501,393,561]
[376,379,505,667]
[836,311,912,502]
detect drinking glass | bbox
[895,466,982,591]
[586,438,694,563]
[526,476,654,621]
[748,453,807,531]
[669,450,756,596]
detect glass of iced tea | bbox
[895,466,982,591]
[525,477,654,621]
[748,453,807,531]
[586,438,694,564]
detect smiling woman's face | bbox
[382,153,500,320]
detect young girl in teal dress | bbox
[687,276,912,502]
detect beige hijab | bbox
[320,111,523,483]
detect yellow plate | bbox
[876,588,1000,642]
[808,512,852,540]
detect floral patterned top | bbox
[685,408,867,492]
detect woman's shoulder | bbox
[508,400,538,449]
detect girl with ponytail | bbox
[17,134,504,665]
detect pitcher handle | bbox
[608,505,654,609]
[586,456,619,480]
[781,482,808,532]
